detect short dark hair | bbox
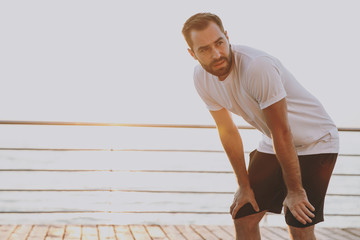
[182,13,225,49]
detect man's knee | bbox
[288,225,316,240]
[234,211,265,230]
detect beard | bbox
[199,48,233,78]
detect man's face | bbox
[188,22,233,80]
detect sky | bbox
[1,0,359,127]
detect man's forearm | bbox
[272,130,303,192]
[218,128,250,188]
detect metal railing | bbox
[0,120,358,131]
[0,120,359,219]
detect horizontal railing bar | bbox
[0,169,358,177]
[0,211,229,214]
[0,211,359,217]
[0,120,359,132]
[0,189,234,194]
[266,213,360,217]
[0,148,358,157]
[326,193,360,197]
[0,148,225,153]
[339,153,360,157]
[0,189,359,197]
[0,169,232,174]
[0,120,249,129]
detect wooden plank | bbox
[145,225,169,240]
[263,227,289,239]
[204,225,234,240]
[261,227,285,240]
[0,225,17,240]
[64,225,82,240]
[27,225,49,240]
[129,225,151,240]
[160,225,186,240]
[312,227,335,240]
[0,224,358,240]
[46,226,65,240]
[345,228,360,238]
[8,225,32,240]
[315,228,340,240]
[82,225,99,240]
[327,228,360,240]
[190,225,219,240]
[315,233,332,240]
[98,225,116,240]
[218,225,235,238]
[269,227,289,239]
[175,225,203,240]
[259,230,272,240]
[114,225,134,240]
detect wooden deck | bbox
[1,225,359,240]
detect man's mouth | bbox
[213,59,225,67]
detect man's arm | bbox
[262,98,315,225]
[210,108,259,218]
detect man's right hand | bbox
[230,186,260,219]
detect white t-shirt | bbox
[194,45,339,155]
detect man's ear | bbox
[225,30,229,41]
[187,48,198,60]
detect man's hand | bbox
[230,187,260,219]
[283,189,315,225]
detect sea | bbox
[0,124,359,227]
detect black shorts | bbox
[234,150,337,228]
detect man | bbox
[182,13,339,240]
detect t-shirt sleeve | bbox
[245,57,287,109]
[193,68,223,111]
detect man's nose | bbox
[211,48,221,59]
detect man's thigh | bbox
[285,153,338,227]
[234,150,286,219]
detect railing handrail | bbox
[0,120,249,129]
[0,120,359,132]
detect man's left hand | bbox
[283,189,315,225]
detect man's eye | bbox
[217,41,223,46]
[199,48,209,53]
